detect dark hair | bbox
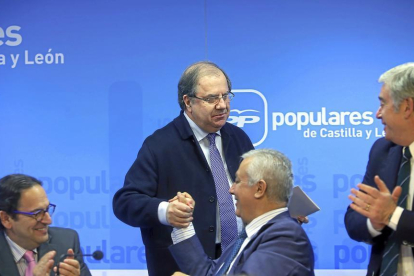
[0,174,42,229]
[177,61,232,110]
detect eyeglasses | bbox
[13,204,56,222]
[189,92,234,105]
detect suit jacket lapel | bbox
[213,245,234,275]
[38,230,59,269]
[174,112,211,170]
[228,212,288,275]
[380,145,402,191]
[0,230,23,276]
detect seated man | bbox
[169,149,315,276]
[0,174,91,276]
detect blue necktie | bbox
[207,133,238,251]
[216,229,247,276]
[380,147,411,276]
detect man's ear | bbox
[0,211,13,229]
[254,180,267,198]
[183,95,192,111]
[403,97,414,119]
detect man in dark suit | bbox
[345,62,414,276]
[0,174,91,276]
[169,149,314,276]
[112,61,254,275]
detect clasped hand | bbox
[167,192,195,228]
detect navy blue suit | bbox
[345,138,414,276]
[0,227,91,276]
[112,111,254,276]
[169,211,314,276]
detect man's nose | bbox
[215,97,227,109]
[229,183,235,193]
[376,107,382,119]
[40,211,52,224]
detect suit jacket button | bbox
[209,196,215,203]
[209,226,215,232]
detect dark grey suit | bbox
[0,227,91,276]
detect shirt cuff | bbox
[367,218,382,237]
[171,223,195,244]
[158,201,170,226]
[388,206,404,231]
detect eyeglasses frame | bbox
[188,91,235,105]
[13,203,56,222]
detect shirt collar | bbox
[4,232,38,262]
[244,207,288,238]
[183,111,221,142]
[408,143,414,157]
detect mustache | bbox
[213,109,228,115]
[34,222,49,228]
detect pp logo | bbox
[228,89,268,147]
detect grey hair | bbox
[241,149,293,204]
[177,61,232,110]
[378,62,414,110]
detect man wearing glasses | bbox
[113,61,254,276]
[0,174,91,276]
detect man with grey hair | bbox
[113,61,254,275]
[169,149,315,276]
[345,62,414,276]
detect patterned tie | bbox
[23,251,36,276]
[216,228,247,276]
[380,147,412,276]
[207,133,238,251]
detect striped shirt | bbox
[4,232,38,276]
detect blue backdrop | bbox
[1,0,414,274]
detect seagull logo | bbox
[228,89,268,147]
[231,109,260,114]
